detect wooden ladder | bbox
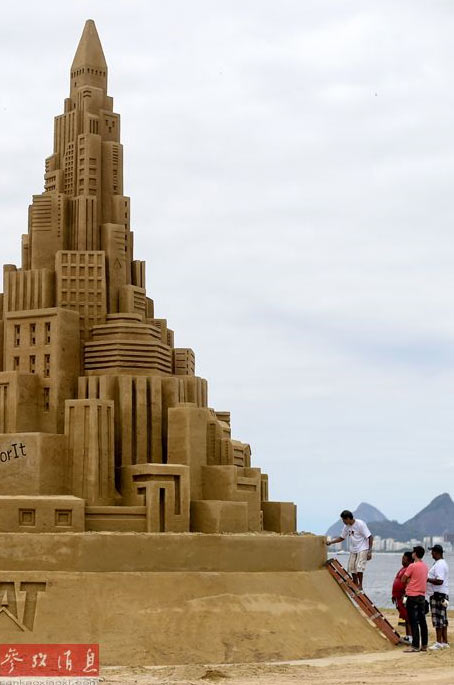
[326,557,401,645]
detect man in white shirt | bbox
[326,509,373,590]
[427,544,449,650]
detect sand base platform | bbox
[0,532,387,664]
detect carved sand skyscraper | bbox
[0,19,296,536]
[0,21,388,665]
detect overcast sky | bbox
[1,1,454,533]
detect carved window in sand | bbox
[55,509,72,527]
[44,354,51,378]
[14,324,20,347]
[30,323,36,345]
[43,387,50,412]
[45,322,51,344]
[19,509,36,527]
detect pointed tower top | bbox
[70,20,108,98]
[72,19,107,70]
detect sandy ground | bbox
[99,611,454,685]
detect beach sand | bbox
[100,610,454,684]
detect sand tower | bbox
[0,21,385,664]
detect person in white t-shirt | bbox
[326,509,373,590]
[427,544,449,650]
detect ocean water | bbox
[330,551,454,608]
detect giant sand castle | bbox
[0,21,386,663]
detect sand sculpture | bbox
[0,19,296,537]
[0,21,387,664]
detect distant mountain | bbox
[405,493,454,536]
[369,493,454,542]
[326,502,388,538]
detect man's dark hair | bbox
[340,510,354,520]
[403,551,413,562]
[413,545,425,559]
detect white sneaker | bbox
[429,642,443,650]
[441,643,450,649]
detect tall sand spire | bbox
[70,19,107,96]
[71,19,107,71]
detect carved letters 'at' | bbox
[0,582,46,631]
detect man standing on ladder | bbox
[326,509,373,590]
